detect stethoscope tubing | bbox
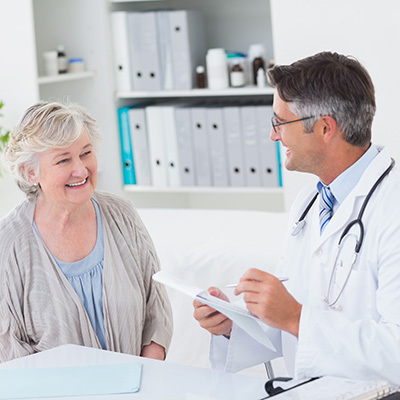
[291,158,395,308]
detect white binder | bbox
[256,104,280,187]
[128,12,163,91]
[206,107,229,187]
[128,107,152,186]
[168,10,206,90]
[240,106,262,186]
[223,106,246,186]
[162,105,182,187]
[156,11,174,90]
[110,12,133,92]
[175,106,196,186]
[145,105,169,186]
[190,106,212,186]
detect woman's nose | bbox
[72,158,88,176]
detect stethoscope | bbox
[291,158,395,309]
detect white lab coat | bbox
[210,146,400,385]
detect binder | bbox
[117,106,136,185]
[156,10,173,90]
[223,106,246,186]
[128,107,152,186]
[240,105,262,187]
[145,105,169,186]
[168,10,206,90]
[206,107,229,187]
[128,12,163,91]
[162,104,181,187]
[175,106,196,186]
[190,106,212,186]
[110,12,133,92]
[256,104,280,187]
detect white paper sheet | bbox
[153,270,275,350]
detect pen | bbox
[225,277,289,288]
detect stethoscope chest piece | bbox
[291,220,306,236]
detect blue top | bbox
[33,199,107,349]
[317,143,379,213]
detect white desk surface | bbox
[0,344,268,400]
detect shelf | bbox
[123,185,284,211]
[38,71,96,85]
[109,0,163,2]
[117,86,275,99]
[124,185,282,194]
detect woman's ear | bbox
[22,165,39,185]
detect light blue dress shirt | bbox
[317,143,379,213]
[33,199,107,349]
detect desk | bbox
[0,344,267,399]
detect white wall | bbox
[271,0,400,209]
[0,0,38,218]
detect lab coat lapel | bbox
[311,147,391,253]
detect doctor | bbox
[193,51,400,385]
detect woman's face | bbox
[35,129,98,210]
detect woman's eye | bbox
[81,151,91,157]
[57,158,68,165]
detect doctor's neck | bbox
[317,142,371,185]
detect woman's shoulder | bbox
[0,199,34,248]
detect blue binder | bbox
[117,106,136,185]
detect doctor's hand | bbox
[234,269,302,337]
[193,287,233,338]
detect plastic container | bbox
[206,48,229,90]
[68,58,85,73]
[43,51,58,76]
[230,59,245,87]
[256,67,266,88]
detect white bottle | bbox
[256,67,266,88]
[43,51,58,76]
[206,48,229,90]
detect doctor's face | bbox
[270,92,324,174]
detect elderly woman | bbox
[0,101,172,362]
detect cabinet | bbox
[0,0,285,214]
[109,0,285,211]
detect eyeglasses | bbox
[271,115,315,133]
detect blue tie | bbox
[319,186,334,234]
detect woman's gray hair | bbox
[3,101,102,199]
[267,51,376,147]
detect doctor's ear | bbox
[316,115,338,143]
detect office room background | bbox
[1,0,400,380]
[0,0,399,218]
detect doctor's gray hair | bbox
[267,51,375,147]
[3,101,102,200]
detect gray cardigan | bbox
[0,190,173,362]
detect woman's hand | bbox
[193,287,233,337]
